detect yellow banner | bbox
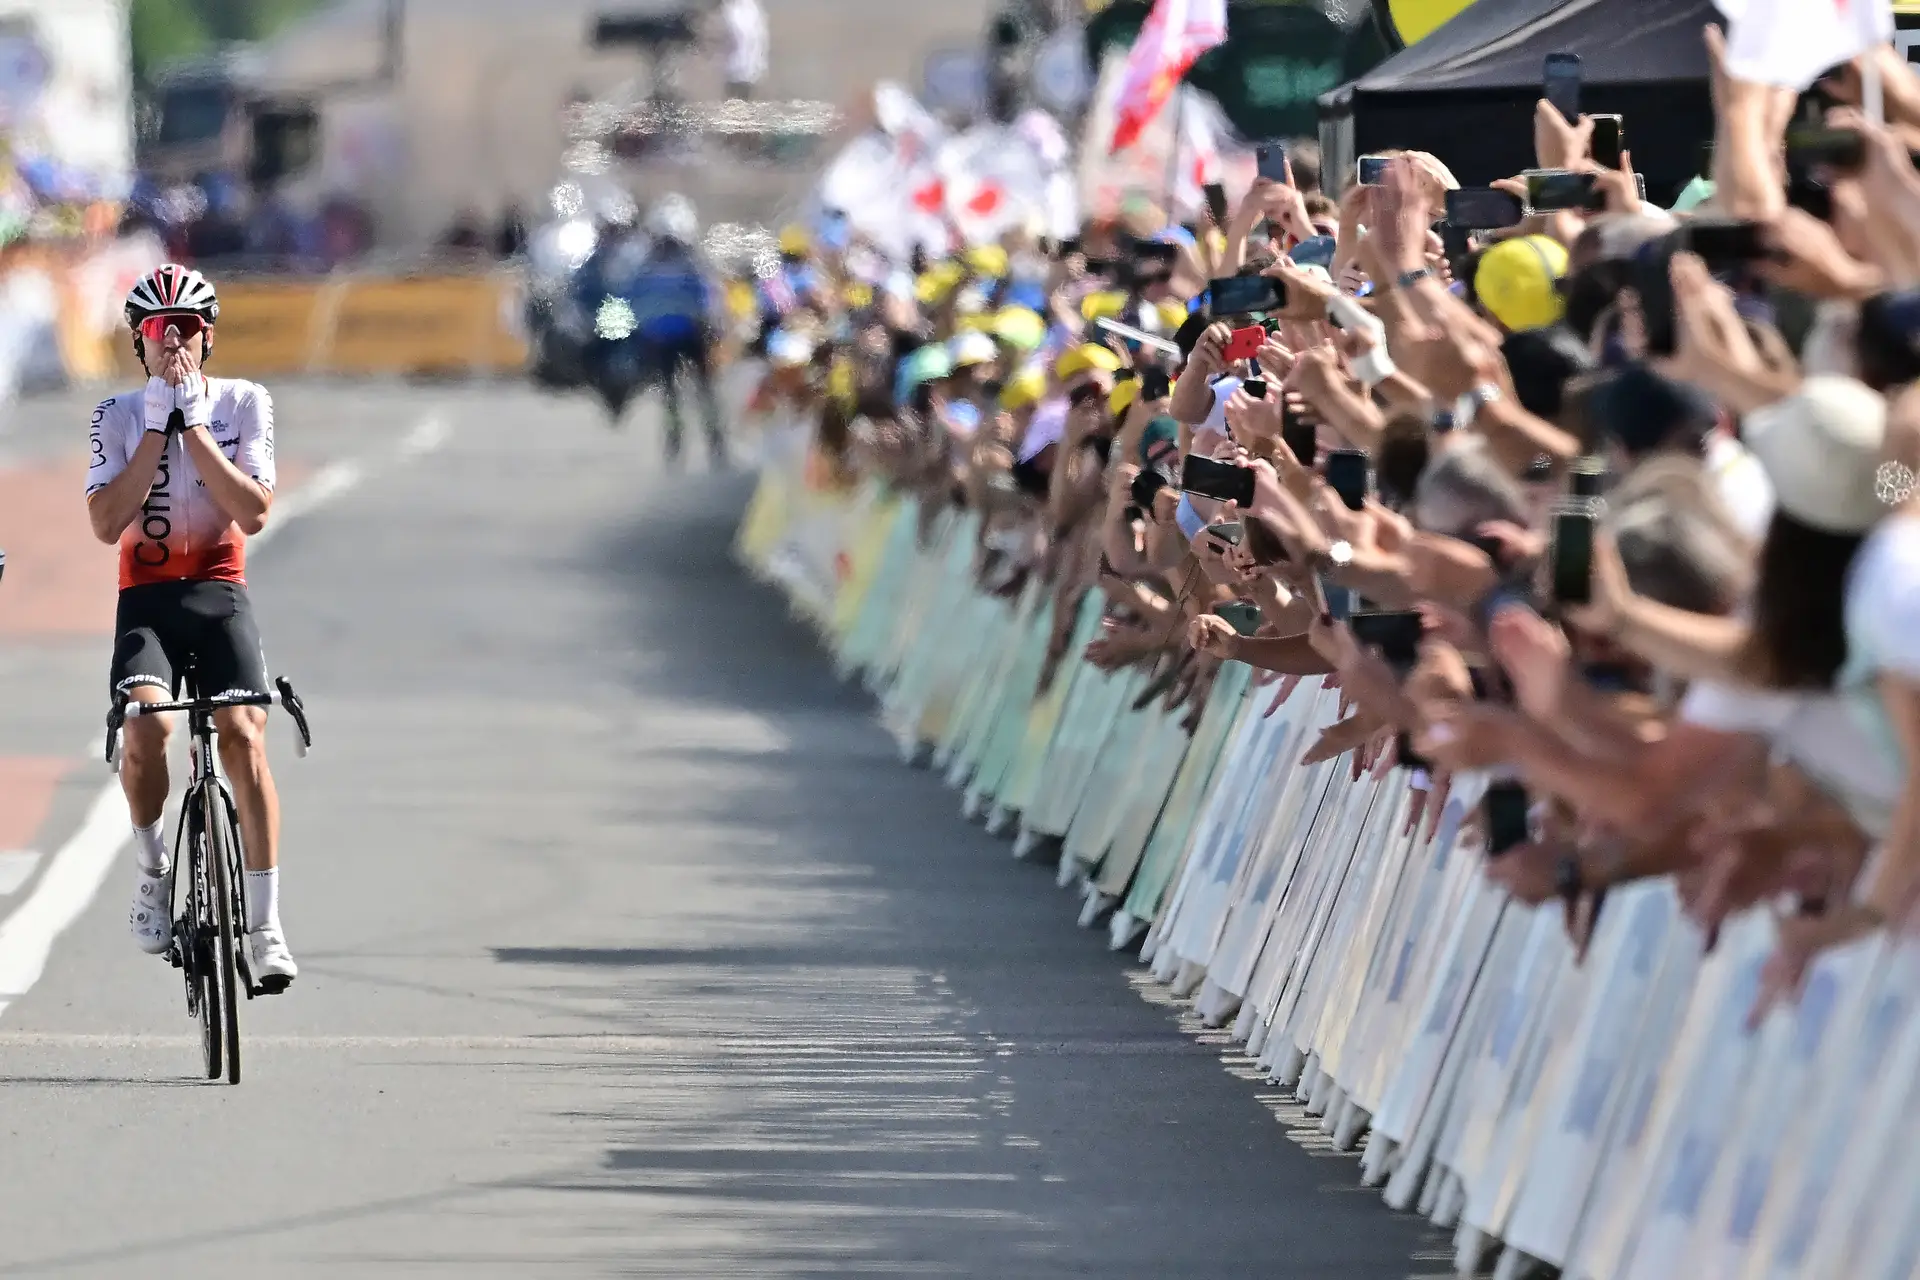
[110,271,529,381]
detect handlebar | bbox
[106,677,314,767]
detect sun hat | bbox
[1108,379,1139,418]
[1741,375,1888,534]
[1000,366,1046,411]
[1474,234,1569,332]
[949,330,998,369]
[1055,342,1122,380]
[991,306,1046,352]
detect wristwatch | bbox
[1324,539,1354,570]
[1456,382,1501,429]
[1394,267,1433,290]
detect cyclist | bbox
[85,264,297,992]
[631,193,727,465]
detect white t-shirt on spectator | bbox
[1679,677,1900,839]
[1841,514,1920,777]
[1703,432,1775,542]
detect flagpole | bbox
[1164,87,1184,229]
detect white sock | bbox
[134,819,169,875]
[244,868,280,934]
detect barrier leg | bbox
[1333,1098,1369,1150]
[1431,1171,1464,1228]
[1417,1165,1444,1218]
[1453,1221,1494,1276]
[1318,1085,1346,1132]
[1272,1044,1307,1091]
[1055,849,1085,890]
[1108,910,1148,953]
[1360,1129,1397,1186]
[1171,958,1207,999]
[1195,979,1240,1028]
[984,803,1015,837]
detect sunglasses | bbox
[138,313,210,342]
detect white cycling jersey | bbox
[85,377,276,591]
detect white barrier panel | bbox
[735,448,1920,1279]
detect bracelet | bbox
[1395,267,1433,290]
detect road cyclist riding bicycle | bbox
[628,193,728,464]
[86,263,297,992]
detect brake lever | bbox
[275,677,313,757]
[105,701,125,768]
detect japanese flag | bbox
[1719,0,1892,91]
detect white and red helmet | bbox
[125,263,220,331]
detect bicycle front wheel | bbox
[185,797,222,1082]
[204,783,244,1085]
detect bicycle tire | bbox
[204,782,243,1085]
[183,792,221,1081]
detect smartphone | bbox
[1526,169,1603,212]
[1210,275,1286,316]
[1544,52,1581,121]
[1445,186,1527,231]
[1204,520,1244,547]
[1550,505,1596,606]
[1288,233,1338,270]
[1180,454,1257,507]
[1324,448,1369,512]
[1241,375,1269,400]
[1213,602,1263,636]
[1485,781,1532,856]
[1589,114,1625,169]
[1356,154,1391,186]
[1139,366,1171,401]
[1256,141,1289,183]
[1133,239,1178,266]
[1569,456,1606,498]
[1350,609,1424,673]
[1204,181,1230,226]
[1786,125,1866,172]
[1633,232,1681,357]
[1788,172,1835,223]
[1282,408,1317,467]
[1685,217,1767,267]
[1221,323,1267,362]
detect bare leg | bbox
[214,706,279,873]
[119,686,173,829]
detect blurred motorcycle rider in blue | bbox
[629,194,727,466]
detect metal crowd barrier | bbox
[733,421,1920,1280]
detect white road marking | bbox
[0,851,41,895]
[0,413,451,1022]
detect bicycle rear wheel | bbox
[204,782,244,1085]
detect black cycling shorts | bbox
[110,580,271,701]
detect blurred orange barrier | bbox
[115,271,529,381]
[324,273,526,376]
[196,279,329,378]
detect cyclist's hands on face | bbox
[154,322,203,388]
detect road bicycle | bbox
[106,677,313,1084]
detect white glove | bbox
[174,372,211,431]
[142,376,175,437]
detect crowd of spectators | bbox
[739,27,1920,1020]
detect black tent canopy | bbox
[1321,0,1722,204]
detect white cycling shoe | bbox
[247,926,298,994]
[129,868,173,955]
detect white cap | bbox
[1741,375,1887,534]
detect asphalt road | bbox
[0,381,1441,1278]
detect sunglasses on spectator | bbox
[139,314,210,341]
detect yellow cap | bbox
[966,245,1010,278]
[779,224,811,256]
[827,356,856,406]
[725,280,757,322]
[1000,366,1047,411]
[1155,300,1189,332]
[991,307,1046,352]
[1473,234,1569,332]
[1108,380,1139,417]
[1055,343,1122,380]
[843,282,874,309]
[1079,290,1127,323]
[914,260,966,305]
